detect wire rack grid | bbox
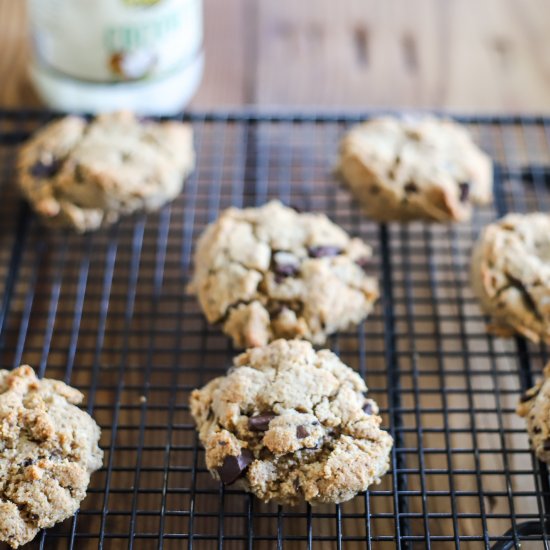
[0,110,549,549]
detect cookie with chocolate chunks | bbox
[517,362,550,463]
[471,213,550,344]
[188,200,379,348]
[337,116,492,222]
[190,339,392,505]
[17,111,194,232]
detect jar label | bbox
[28,0,203,83]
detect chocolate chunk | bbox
[296,425,309,439]
[21,458,34,468]
[269,303,286,317]
[534,426,542,434]
[272,251,300,280]
[307,245,342,258]
[459,182,470,202]
[404,182,418,193]
[30,158,61,178]
[274,264,299,279]
[74,164,86,183]
[520,387,539,403]
[543,439,550,451]
[363,402,374,415]
[248,413,276,432]
[217,449,254,485]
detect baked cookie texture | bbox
[189,200,379,348]
[190,340,392,505]
[337,116,493,222]
[517,362,550,463]
[471,213,550,344]
[17,111,194,232]
[0,366,103,549]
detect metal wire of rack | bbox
[0,110,549,549]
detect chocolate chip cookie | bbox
[471,212,550,344]
[188,200,379,348]
[0,366,103,548]
[190,339,392,505]
[337,116,493,222]
[18,111,194,232]
[517,362,550,463]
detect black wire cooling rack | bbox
[0,111,549,549]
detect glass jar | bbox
[27,0,203,114]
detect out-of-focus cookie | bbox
[517,362,550,463]
[18,111,194,232]
[188,200,379,348]
[471,212,550,344]
[190,339,393,505]
[337,116,492,222]
[0,366,103,548]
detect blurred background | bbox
[2,0,550,113]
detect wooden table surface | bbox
[1,0,550,112]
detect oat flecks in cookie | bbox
[517,362,550,463]
[337,116,493,222]
[189,200,379,348]
[0,366,103,549]
[190,339,393,505]
[17,111,195,232]
[471,212,550,344]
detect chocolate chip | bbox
[74,164,86,183]
[217,449,254,485]
[404,182,418,193]
[22,458,34,468]
[459,182,470,202]
[543,439,550,451]
[307,246,342,258]
[272,251,300,280]
[355,256,370,270]
[248,413,276,432]
[274,264,299,279]
[296,425,309,439]
[30,158,61,178]
[520,387,539,403]
[363,402,374,415]
[534,426,542,434]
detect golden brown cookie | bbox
[18,111,194,232]
[0,366,103,548]
[190,339,392,505]
[471,213,550,344]
[188,201,379,348]
[337,116,492,222]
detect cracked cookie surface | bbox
[517,362,550,463]
[190,339,393,505]
[337,116,492,222]
[471,212,550,344]
[18,111,194,232]
[0,366,103,548]
[189,200,379,348]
